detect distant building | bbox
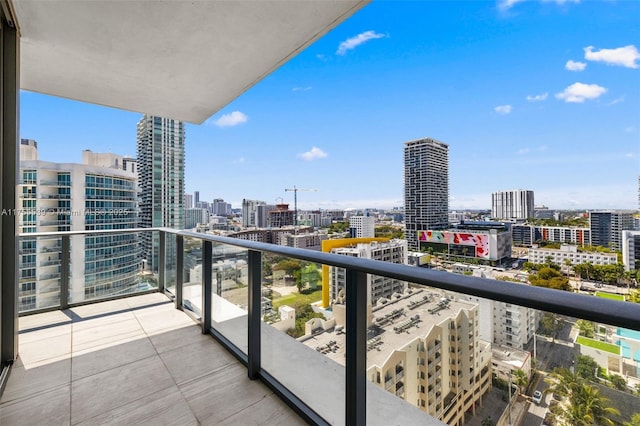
[491,190,534,220]
[590,211,634,250]
[184,193,193,209]
[404,138,449,251]
[349,215,375,238]
[242,199,265,227]
[298,210,322,228]
[212,198,231,216]
[511,224,590,247]
[268,204,294,228]
[137,115,185,272]
[330,239,408,305]
[418,221,512,263]
[622,230,640,271]
[184,208,209,229]
[528,245,617,269]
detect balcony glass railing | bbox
[16,227,640,426]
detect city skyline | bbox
[19,1,639,211]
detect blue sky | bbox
[20,0,639,211]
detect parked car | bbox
[532,390,543,405]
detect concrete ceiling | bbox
[13,0,367,124]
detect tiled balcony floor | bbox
[0,293,305,425]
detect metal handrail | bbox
[19,227,640,330]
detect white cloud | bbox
[555,82,607,103]
[336,31,385,55]
[298,147,328,161]
[584,45,640,69]
[565,60,586,71]
[607,97,624,106]
[292,86,312,92]
[625,126,635,133]
[542,0,580,4]
[211,111,248,127]
[499,0,578,11]
[497,0,526,11]
[526,92,548,102]
[232,157,245,164]
[517,148,531,155]
[494,105,513,115]
[626,153,635,158]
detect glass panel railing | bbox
[72,231,147,304]
[208,243,249,353]
[18,235,62,313]
[261,255,344,424]
[182,236,202,320]
[164,232,177,296]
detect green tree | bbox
[608,374,627,391]
[576,355,599,381]
[540,313,564,339]
[576,320,596,338]
[546,368,619,426]
[529,267,571,291]
[513,369,528,392]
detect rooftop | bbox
[303,288,478,367]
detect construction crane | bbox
[284,186,318,226]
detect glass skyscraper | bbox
[136,115,185,272]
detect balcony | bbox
[1,293,304,425]
[2,227,640,426]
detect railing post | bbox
[60,235,70,309]
[175,235,183,309]
[202,240,212,334]
[247,249,262,380]
[345,268,367,426]
[158,230,165,293]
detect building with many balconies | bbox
[19,140,139,311]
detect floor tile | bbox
[71,336,157,380]
[74,385,197,426]
[71,356,175,424]
[0,384,70,426]
[159,337,237,385]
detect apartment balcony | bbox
[0,228,638,425]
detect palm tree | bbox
[513,369,528,393]
[546,368,619,426]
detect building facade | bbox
[528,245,618,268]
[491,189,534,220]
[511,224,590,247]
[184,208,210,229]
[622,230,640,271]
[590,211,634,251]
[330,239,408,305]
[136,115,185,272]
[19,140,140,311]
[404,138,449,251]
[349,215,375,238]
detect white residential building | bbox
[19,140,140,311]
[330,239,408,305]
[491,190,534,220]
[349,215,375,238]
[528,244,617,268]
[622,230,640,271]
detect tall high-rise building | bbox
[19,141,140,311]
[491,189,534,220]
[137,115,185,272]
[590,211,634,250]
[242,199,265,227]
[184,193,193,209]
[404,138,449,251]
